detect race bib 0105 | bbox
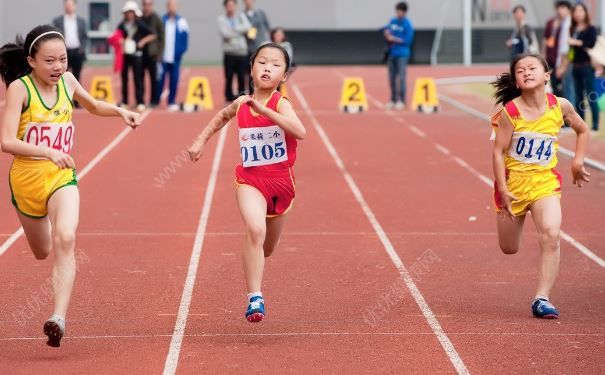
[239,125,288,167]
[23,122,75,157]
[508,131,557,166]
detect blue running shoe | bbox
[245,296,265,323]
[532,298,559,319]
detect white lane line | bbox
[409,125,427,138]
[560,232,605,268]
[439,92,605,172]
[162,125,228,375]
[292,82,470,375]
[2,331,603,341]
[0,109,152,257]
[435,143,451,156]
[370,92,605,269]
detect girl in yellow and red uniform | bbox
[491,53,590,319]
[0,25,140,347]
[188,42,305,322]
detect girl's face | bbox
[272,29,285,43]
[27,38,68,85]
[572,6,587,24]
[514,56,549,91]
[251,47,287,91]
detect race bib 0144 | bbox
[508,131,557,166]
[239,125,288,167]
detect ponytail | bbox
[0,37,30,87]
[0,25,64,87]
[491,72,521,106]
[491,52,550,106]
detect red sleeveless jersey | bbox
[236,91,298,172]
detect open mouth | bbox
[261,74,271,81]
[50,73,62,80]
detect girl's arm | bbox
[244,96,306,140]
[1,80,75,168]
[492,113,516,218]
[65,72,140,128]
[559,97,590,186]
[187,97,242,162]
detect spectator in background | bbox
[543,1,575,106]
[243,0,270,93]
[52,0,88,106]
[158,0,189,112]
[218,0,251,102]
[382,2,414,110]
[271,27,293,67]
[506,5,539,59]
[141,0,164,108]
[567,2,599,132]
[117,1,155,111]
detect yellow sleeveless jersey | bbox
[17,74,74,161]
[491,93,563,172]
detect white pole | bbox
[463,0,472,66]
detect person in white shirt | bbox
[158,0,189,112]
[52,0,88,105]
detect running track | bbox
[0,66,603,374]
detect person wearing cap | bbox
[116,1,155,111]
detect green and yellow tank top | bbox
[17,74,74,161]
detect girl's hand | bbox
[572,161,590,187]
[187,139,205,162]
[242,96,267,115]
[499,189,518,220]
[120,109,141,129]
[46,148,76,169]
[568,38,582,47]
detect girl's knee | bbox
[500,244,519,255]
[499,238,520,254]
[31,246,51,260]
[54,229,76,250]
[539,228,560,249]
[263,243,276,258]
[246,225,266,246]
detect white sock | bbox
[535,295,549,301]
[247,292,262,301]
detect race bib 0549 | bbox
[23,122,75,156]
[239,125,288,167]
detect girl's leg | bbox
[496,211,526,254]
[47,186,80,318]
[236,185,267,294]
[17,213,52,260]
[529,195,561,300]
[263,214,288,258]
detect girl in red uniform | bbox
[188,43,305,322]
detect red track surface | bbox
[0,66,603,374]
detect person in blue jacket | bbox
[158,0,189,112]
[383,2,414,110]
